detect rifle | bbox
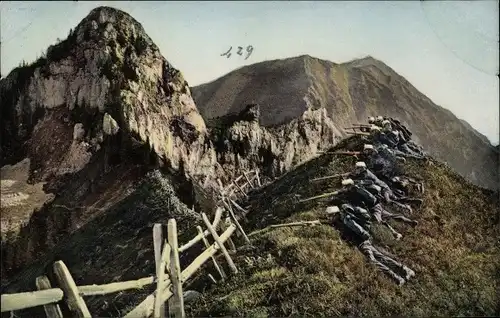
[317,151,361,156]
[351,124,372,127]
[346,131,370,136]
[298,190,340,203]
[345,126,371,133]
[310,173,350,182]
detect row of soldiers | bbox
[318,116,427,285]
[351,115,427,160]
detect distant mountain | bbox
[192,55,498,190]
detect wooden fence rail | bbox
[1,170,257,318]
[0,289,64,312]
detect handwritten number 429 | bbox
[221,45,254,60]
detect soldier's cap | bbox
[325,206,340,214]
[382,120,391,126]
[377,116,384,120]
[341,178,354,186]
[370,125,381,131]
[364,144,374,151]
[368,116,375,122]
[355,161,367,168]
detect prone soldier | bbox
[325,205,416,285]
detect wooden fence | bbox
[1,170,261,318]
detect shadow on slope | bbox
[0,170,211,318]
[187,136,500,317]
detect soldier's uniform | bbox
[387,117,412,141]
[362,144,401,178]
[373,130,399,149]
[349,162,391,190]
[372,203,418,226]
[327,205,416,286]
[341,203,372,228]
[377,143,422,161]
[359,240,415,285]
[398,142,425,159]
[329,180,379,210]
[391,176,425,194]
[374,116,385,127]
[326,205,371,241]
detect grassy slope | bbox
[186,136,500,317]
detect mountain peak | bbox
[345,55,392,70]
[68,5,155,52]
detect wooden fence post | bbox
[255,169,262,187]
[228,198,249,215]
[153,224,163,279]
[196,226,226,281]
[201,213,238,274]
[217,179,225,194]
[35,276,63,318]
[167,219,185,318]
[154,242,171,318]
[223,200,250,245]
[233,181,248,198]
[208,274,217,284]
[223,217,238,252]
[1,289,64,313]
[53,261,91,318]
[243,172,254,189]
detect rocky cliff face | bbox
[192,55,499,190]
[207,103,342,180]
[1,6,217,179]
[0,6,222,281]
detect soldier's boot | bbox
[393,202,413,214]
[396,276,406,286]
[384,222,403,240]
[402,266,415,280]
[406,198,423,207]
[403,204,413,214]
[410,220,418,226]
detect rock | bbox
[102,113,119,136]
[73,123,85,141]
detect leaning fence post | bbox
[153,224,163,278]
[223,200,251,245]
[233,180,248,198]
[208,274,217,284]
[53,261,91,318]
[154,241,171,318]
[243,171,255,189]
[201,213,238,274]
[255,169,262,187]
[223,217,238,252]
[196,226,226,281]
[167,219,185,318]
[35,276,64,318]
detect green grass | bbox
[186,136,500,317]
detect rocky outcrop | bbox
[0,6,217,181]
[208,104,342,181]
[192,55,499,190]
[0,6,222,282]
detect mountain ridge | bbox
[191,54,498,190]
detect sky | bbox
[1,1,499,144]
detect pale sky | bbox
[1,1,498,144]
